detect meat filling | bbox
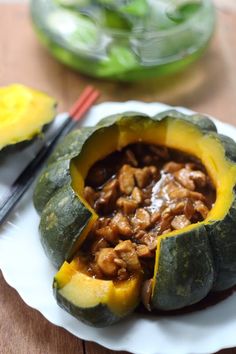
[79,143,216,309]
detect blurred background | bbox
[0,0,235,122]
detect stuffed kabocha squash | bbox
[0,84,56,150]
[33,110,236,327]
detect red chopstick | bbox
[73,89,100,121]
[69,85,97,117]
[0,86,100,226]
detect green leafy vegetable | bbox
[48,10,98,49]
[120,0,148,17]
[54,0,91,8]
[102,9,131,30]
[32,0,215,80]
[97,45,139,76]
[167,1,202,24]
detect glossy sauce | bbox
[77,143,217,309]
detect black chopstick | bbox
[0,87,100,226]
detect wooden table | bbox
[0,2,236,354]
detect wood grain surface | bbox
[0,2,236,354]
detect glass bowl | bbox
[30,0,216,81]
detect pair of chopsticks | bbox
[0,86,100,227]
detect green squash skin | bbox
[217,134,236,163]
[46,129,82,165]
[33,127,97,214]
[208,195,236,291]
[33,159,71,214]
[34,110,236,324]
[153,110,217,133]
[36,112,146,267]
[207,133,236,291]
[152,226,215,310]
[47,127,95,165]
[97,111,149,127]
[54,284,124,327]
[39,183,92,269]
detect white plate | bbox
[0,101,236,354]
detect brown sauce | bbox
[77,143,216,309]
